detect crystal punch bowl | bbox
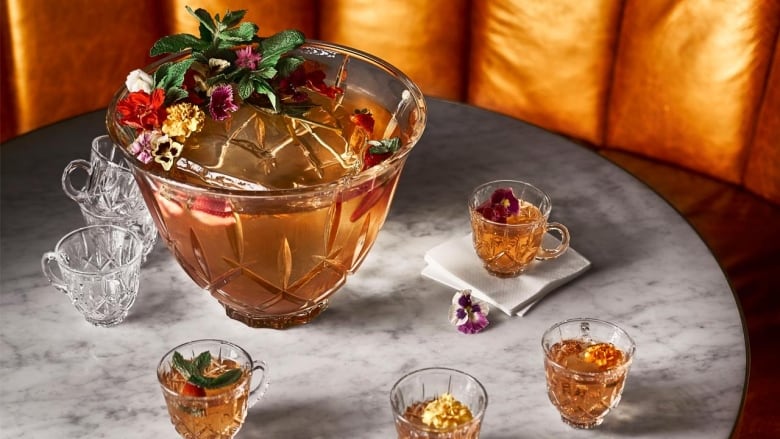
[107,41,426,329]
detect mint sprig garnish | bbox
[150,7,255,57]
[147,7,305,112]
[368,137,401,155]
[172,351,243,390]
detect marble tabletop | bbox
[0,99,746,438]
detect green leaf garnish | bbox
[220,22,259,44]
[171,350,243,390]
[145,7,305,116]
[187,7,216,39]
[260,30,306,64]
[276,57,304,78]
[368,137,401,155]
[192,351,211,372]
[155,59,194,91]
[220,10,247,28]
[150,34,205,57]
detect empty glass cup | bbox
[62,134,147,215]
[157,339,270,439]
[79,200,158,259]
[390,367,488,438]
[62,135,158,259]
[41,224,143,327]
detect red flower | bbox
[277,64,343,101]
[182,70,206,105]
[305,69,343,98]
[117,89,167,130]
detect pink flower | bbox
[235,46,262,70]
[209,84,239,121]
[129,131,157,164]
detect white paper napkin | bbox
[422,234,591,316]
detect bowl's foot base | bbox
[222,300,329,329]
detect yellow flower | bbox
[162,103,205,140]
[421,393,473,429]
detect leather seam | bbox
[601,0,628,149]
[739,8,780,186]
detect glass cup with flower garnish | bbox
[542,318,636,429]
[390,367,488,439]
[157,339,270,439]
[468,180,569,277]
[106,6,426,329]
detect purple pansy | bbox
[448,290,490,334]
[235,46,262,70]
[476,187,520,223]
[209,84,239,121]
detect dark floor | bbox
[600,150,780,438]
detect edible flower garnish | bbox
[476,187,520,223]
[421,393,474,429]
[116,6,404,174]
[363,137,401,170]
[448,289,489,334]
[116,7,323,170]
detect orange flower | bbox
[117,89,167,130]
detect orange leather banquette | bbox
[2,1,779,434]
[3,0,779,206]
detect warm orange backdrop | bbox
[2,0,778,204]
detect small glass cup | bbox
[157,339,270,439]
[79,201,158,260]
[390,367,488,439]
[62,135,147,215]
[468,179,569,277]
[41,224,143,327]
[541,318,636,429]
[62,135,158,260]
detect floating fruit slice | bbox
[191,196,235,226]
[180,381,206,397]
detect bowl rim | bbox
[105,39,427,198]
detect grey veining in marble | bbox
[0,99,746,438]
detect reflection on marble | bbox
[0,100,745,438]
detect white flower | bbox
[125,69,154,93]
[208,58,230,74]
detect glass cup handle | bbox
[536,222,570,260]
[41,252,68,293]
[247,360,270,408]
[62,159,92,202]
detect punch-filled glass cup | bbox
[468,180,569,277]
[542,318,636,429]
[157,339,270,439]
[40,224,143,327]
[390,367,488,438]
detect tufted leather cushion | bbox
[1,0,161,140]
[607,0,779,186]
[468,0,622,146]
[319,0,469,101]
[2,1,777,203]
